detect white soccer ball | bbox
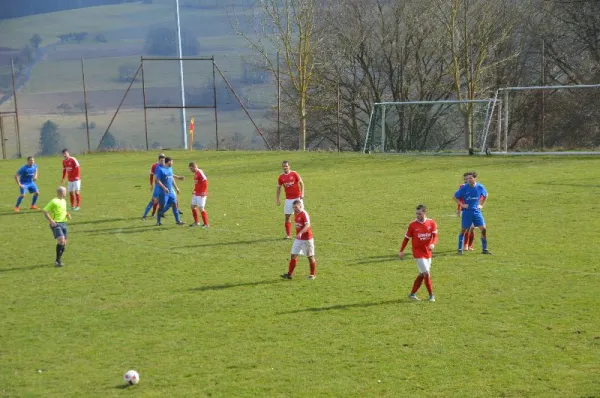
[124,370,140,385]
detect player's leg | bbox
[169,195,183,224]
[458,212,473,253]
[30,184,39,209]
[52,224,67,266]
[15,185,26,211]
[199,196,209,227]
[190,196,200,226]
[282,254,299,279]
[283,199,293,239]
[142,195,156,219]
[409,259,426,300]
[67,182,75,209]
[156,194,166,225]
[74,190,81,210]
[467,225,476,250]
[473,213,490,254]
[306,239,316,279]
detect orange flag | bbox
[189,117,195,150]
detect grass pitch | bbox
[0,151,599,397]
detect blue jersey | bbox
[454,183,487,212]
[17,164,37,184]
[155,165,174,193]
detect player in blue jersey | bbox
[142,153,166,220]
[453,171,491,255]
[14,156,40,212]
[154,157,184,226]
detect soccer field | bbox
[0,151,599,397]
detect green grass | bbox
[0,152,599,396]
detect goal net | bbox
[363,99,495,154]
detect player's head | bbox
[158,153,165,161]
[470,171,478,179]
[415,204,427,222]
[164,157,173,167]
[465,173,476,186]
[27,156,35,166]
[57,186,67,198]
[282,161,290,174]
[188,161,198,172]
[61,149,70,159]
[463,171,470,183]
[292,199,303,213]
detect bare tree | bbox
[230,0,324,150]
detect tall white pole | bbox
[175,0,188,149]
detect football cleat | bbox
[428,295,436,302]
[281,273,292,280]
[482,249,492,255]
[307,275,316,280]
[408,293,420,301]
[14,207,20,212]
[29,205,39,210]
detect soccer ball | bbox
[123,370,140,385]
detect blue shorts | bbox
[20,183,38,195]
[50,222,68,239]
[159,192,177,208]
[461,211,485,229]
[152,186,162,199]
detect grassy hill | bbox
[0,152,599,396]
[0,1,274,155]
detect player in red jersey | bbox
[399,204,438,302]
[281,200,317,280]
[60,149,81,211]
[276,160,304,239]
[142,154,166,219]
[188,161,209,227]
[457,172,476,250]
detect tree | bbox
[39,120,63,155]
[99,131,118,150]
[30,34,42,50]
[144,27,200,56]
[231,0,324,150]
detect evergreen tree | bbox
[39,120,63,155]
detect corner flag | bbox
[189,117,195,150]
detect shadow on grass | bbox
[77,225,169,235]
[174,238,280,249]
[348,251,459,265]
[0,264,49,273]
[0,210,40,217]
[70,216,140,226]
[535,182,600,189]
[277,298,411,314]
[114,384,134,390]
[189,279,281,292]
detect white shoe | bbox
[307,275,316,280]
[408,294,420,301]
[428,295,436,302]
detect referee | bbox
[42,186,71,267]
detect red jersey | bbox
[457,183,465,210]
[150,162,159,185]
[404,218,438,259]
[278,171,302,199]
[294,210,313,240]
[62,157,80,182]
[193,169,208,196]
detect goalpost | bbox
[363,99,496,154]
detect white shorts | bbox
[67,180,81,192]
[416,258,432,274]
[191,195,207,207]
[291,238,315,257]
[284,198,303,214]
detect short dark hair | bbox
[164,156,172,163]
[158,154,165,160]
[463,172,471,177]
[61,148,69,154]
[188,161,197,167]
[27,156,34,161]
[282,160,290,165]
[416,204,427,212]
[470,171,478,178]
[292,199,302,205]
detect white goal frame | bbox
[363,99,495,154]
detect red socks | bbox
[411,275,424,294]
[468,231,475,247]
[285,222,292,237]
[288,258,297,275]
[192,208,199,223]
[424,275,433,295]
[151,202,158,216]
[309,260,316,276]
[75,193,81,207]
[201,211,209,226]
[69,192,75,207]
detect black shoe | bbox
[281,273,292,280]
[457,250,463,255]
[176,221,185,225]
[141,216,146,221]
[178,210,184,215]
[155,222,162,226]
[482,249,492,255]
[55,260,64,267]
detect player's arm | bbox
[453,193,467,209]
[61,166,66,183]
[14,172,22,187]
[149,172,154,188]
[276,184,282,206]
[398,235,410,259]
[33,169,38,181]
[298,177,304,199]
[479,194,487,209]
[173,180,180,194]
[42,207,57,227]
[173,174,184,181]
[296,221,311,239]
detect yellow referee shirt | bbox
[43,198,68,223]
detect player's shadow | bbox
[188,280,280,292]
[70,217,140,226]
[535,181,600,189]
[346,254,398,266]
[174,238,280,249]
[0,210,40,217]
[77,225,167,235]
[0,264,49,273]
[277,298,411,315]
